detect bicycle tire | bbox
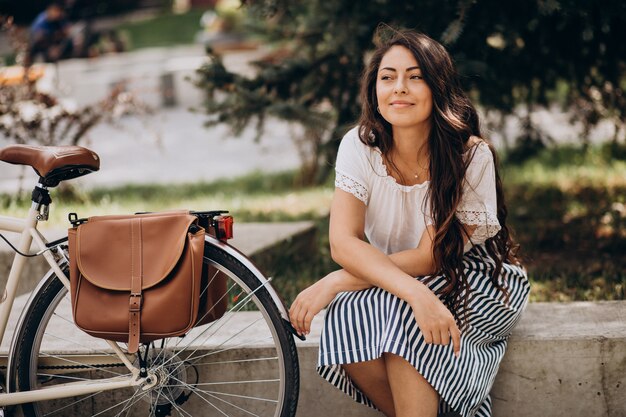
[13,243,300,417]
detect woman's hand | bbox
[289,272,339,336]
[409,283,462,357]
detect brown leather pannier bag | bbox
[68,210,227,353]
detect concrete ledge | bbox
[294,301,626,417]
[490,301,626,417]
[2,295,623,416]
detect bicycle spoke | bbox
[130,275,278,409]
[37,351,126,378]
[159,381,280,402]
[42,330,107,353]
[197,390,279,403]
[160,335,276,396]
[180,379,280,387]
[194,389,261,417]
[189,314,265,355]
[149,381,166,416]
[169,399,194,417]
[95,387,145,417]
[156,280,270,373]
[161,309,268,382]
[111,390,146,417]
[122,402,134,417]
[45,335,120,359]
[41,331,125,365]
[161,376,280,411]
[43,386,145,417]
[170,376,231,417]
[50,309,73,325]
[167,374,263,417]
[182,334,274,368]
[41,391,103,417]
[198,268,221,300]
[192,356,279,367]
[149,280,238,366]
[191,390,231,417]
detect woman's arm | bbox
[289,189,461,356]
[328,189,438,293]
[327,221,475,293]
[324,224,436,294]
[331,222,480,295]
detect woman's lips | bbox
[390,101,414,108]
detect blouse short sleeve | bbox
[457,143,501,247]
[335,128,371,205]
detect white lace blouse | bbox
[335,126,501,255]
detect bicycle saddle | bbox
[0,144,100,187]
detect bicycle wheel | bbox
[13,243,300,417]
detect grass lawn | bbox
[115,10,206,51]
[0,170,334,226]
[501,144,626,302]
[1,144,625,304]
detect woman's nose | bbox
[394,77,408,94]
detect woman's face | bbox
[375,45,433,131]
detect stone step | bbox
[5,300,622,417]
[298,301,626,417]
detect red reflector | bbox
[216,215,234,241]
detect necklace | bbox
[410,161,429,178]
[385,153,430,181]
[401,154,429,179]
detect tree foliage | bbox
[195,0,626,183]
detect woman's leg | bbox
[383,352,439,417]
[342,357,396,417]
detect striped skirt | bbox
[317,245,530,417]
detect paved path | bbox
[0,45,302,193]
[0,106,302,193]
[0,108,300,192]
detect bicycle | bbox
[0,144,302,417]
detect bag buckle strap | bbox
[129,293,142,312]
[128,218,143,354]
[128,292,142,354]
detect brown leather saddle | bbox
[0,144,100,187]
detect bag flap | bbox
[76,212,198,290]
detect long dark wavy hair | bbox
[357,29,521,327]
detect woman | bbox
[289,29,530,417]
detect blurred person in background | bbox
[26,2,73,65]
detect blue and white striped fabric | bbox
[317,244,530,417]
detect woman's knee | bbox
[342,359,396,417]
[383,353,439,417]
[342,357,388,384]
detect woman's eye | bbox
[380,75,392,80]
[410,74,423,80]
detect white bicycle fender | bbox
[204,234,291,323]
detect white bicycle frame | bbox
[0,185,294,408]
